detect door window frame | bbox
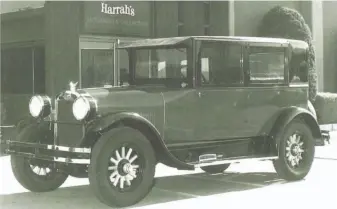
[244,43,289,87]
[195,39,245,88]
[79,35,142,88]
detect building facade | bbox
[0,0,334,127]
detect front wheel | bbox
[88,127,156,208]
[273,119,315,181]
[11,124,68,192]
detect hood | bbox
[77,85,165,115]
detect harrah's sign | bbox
[101,2,135,16]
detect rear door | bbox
[242,44,289,136]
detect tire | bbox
[88,127,156,208]
[272,119,315,181]
[11,123,68,192]
[201,163,230,174]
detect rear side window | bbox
[248,47,285,84]
[289,52,308,83]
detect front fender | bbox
[269,106,322,153]
[88,112,156,133]
[86,112,194,170]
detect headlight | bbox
[29,95,51,118]
[72,97,91,120]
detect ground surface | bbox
[0,134,336,209]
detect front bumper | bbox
[1,140,91,164]
[0,125,16,156]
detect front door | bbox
[195,40,249,141]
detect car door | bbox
[194,40,250,141]
[242,44,289,136]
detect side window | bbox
[289,52,308,83]
[248,47,285,84]
[200,41,242,86]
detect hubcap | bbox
[286,133,305,167]
[108,146,140,190]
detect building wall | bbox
[44,1,82,97]
[154,2,178,37]
[0,1,44,14]
[233,1,301,36]
[322,1,337,92]
[1,14,44,44]
[154,1,229,38]
[209,1,229,36]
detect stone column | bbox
[311,0,324,92]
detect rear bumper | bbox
[316,130,330,146]
[1,140,91,164]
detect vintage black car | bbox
[2,36,329,207]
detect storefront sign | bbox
[101,3,135,16]
[83,1,150,37]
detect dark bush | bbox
[313,92,337,124]
[258,6,317,102]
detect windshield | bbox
[132,47,188,86]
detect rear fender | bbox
[85,112,194,170]
[269,107,322,154]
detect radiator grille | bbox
[56,98,84,147]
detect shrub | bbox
[313,92,337,124]
[258,6,317,102]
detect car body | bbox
[2,36,329,207]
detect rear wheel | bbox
[88,127,156,208]
[201,163,230,174]
[273,119,315,181]
[11,124,68,192]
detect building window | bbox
[178,2,184,36]
[203,1,210,35]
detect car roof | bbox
[118,36,309,53]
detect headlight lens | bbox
[72,97,91,120]
[29,95,51,118]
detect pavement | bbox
[0,135,336,209]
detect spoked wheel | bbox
[88,127,156,208]
[108,146,142,191]
[11,124,68,192]
[201,163,230,174]
[273,119,315,181]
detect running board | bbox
[192,156,278,168]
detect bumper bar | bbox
[1,140,91,164]
[316,130,330,146]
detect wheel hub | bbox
[286,133,305,167]
[122,163,133,174]
[108,146,140,189]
